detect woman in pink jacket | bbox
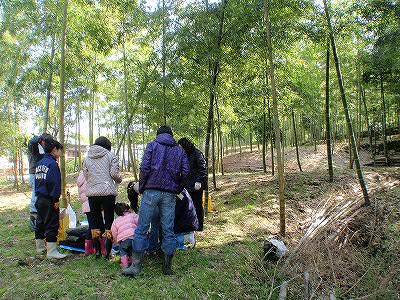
[77,170,96,255]
[111,203,138,268]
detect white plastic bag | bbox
[66,203,77,229]
[270,239,288,257]
[263,238,289,261]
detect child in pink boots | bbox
[111,203,138,268]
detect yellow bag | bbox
[202,191,213,213]
[57,208,69,242]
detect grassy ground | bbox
[0,178,279,299]
[0,144,399,299]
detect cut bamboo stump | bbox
[329,291,336,300]
[278,281,288,300]
[304,272,311,300]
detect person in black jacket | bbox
[177,138,207,231]
[27,133,53,231]
[34,139,66,259]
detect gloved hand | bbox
[177,193,184,200]
[133,182,140,194]
[194,182,202,190]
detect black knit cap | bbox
[44,139,63,153]
[94,136,112,151]
[156,126,173,136]
[39,133,53,142]
[115,202,130,216]
[178,137,195,154]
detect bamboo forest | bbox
[0,0,399,299]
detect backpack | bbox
[27,136,41,156]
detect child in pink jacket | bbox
[111,203,138,268]
[77,170,95,255]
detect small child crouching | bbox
[111,203,138,268]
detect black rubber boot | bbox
[93,238,101,258]
[104,230,113,260]
[105,237,112,260]
[30,213,37,231]
[162,254,174,275]
[122,252,144,277]
[91,229,102,259]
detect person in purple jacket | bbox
[123,126,189,276]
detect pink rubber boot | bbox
[120,255,130,268]
[85,239,95,255]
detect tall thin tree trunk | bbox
[211,118,217,189]
[313,123,317,152]
[204,0,227,215]
[74,108,78,172]
[265,0,285,235]
[162,0,167,125]
[249,125,253,152]
[122,139,126,171]
[262,95,267,173]
[268,97,274,176]
[325,38,334,182]
[89,56,96,146]
[323,0,369,205]
[19,148,25,184]
[238,134,242,156]
[380,74,388,163]
[43,33,56,133]
[13,149,19,191]
[77,97,82,168]
[215,96,224,175]
[219,130,224,175]
[59,0,68,208]
[373,113,377,165]
[230,126,234,154]
[362,86,373,158]
[357,57,362,152]
[122,24,132,171]
[128,131,134,173]
[292,108,302,172]
[132,139,138,181]
[141,98,145,150]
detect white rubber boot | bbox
[184,232,196,248]
[46,242,67,259]
[35,239,46,254]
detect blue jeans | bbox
[133,190,176,256]
[175,233,186,250]
[29,173,37,213]
[148,208,161,253]
[120,238,133,257]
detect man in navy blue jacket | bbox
[34,139,66,259]
[123,126,189,276]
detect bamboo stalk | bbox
[278,281,288,300]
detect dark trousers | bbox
[190,190,204,231]
[120,238,133,257]
[88,195,116,233]
[35,196,59,242]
